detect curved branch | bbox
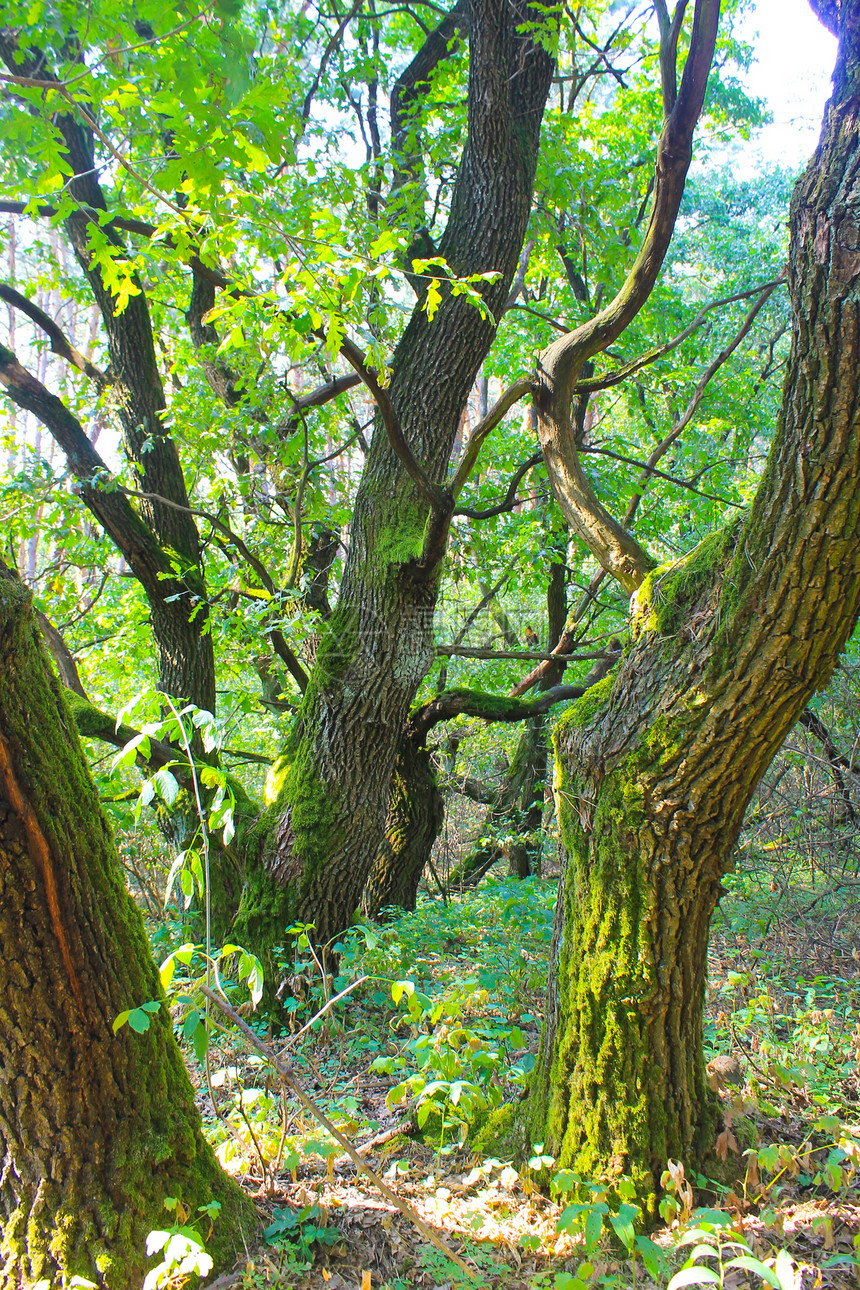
[534,0,721,593]
[301,0,365,126]
[454,450,542,519]
[449,377,534,497]
[408,682,591,740]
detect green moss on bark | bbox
[531,705,716,1216]
[0,567,256,1288]
[630,524,738,639]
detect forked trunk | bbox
[529,12,860,1208]
[0,565,254,1287]
[231,0,554,958]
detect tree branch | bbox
[435,644,608,662]
[454,450,543,519]
[534,0,721,593]
[0,343,178,603]
[620,275,782,530]
[301,0,365,126]
[0,283,110,387]
[573,279,785,395]
[449,378,534,497]
[409,683,590,740]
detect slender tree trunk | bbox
[454,554,568,886]
[0,563,254,1288]
[528,11,860,1209]
[231,0,554,957]
[362,736,444,916]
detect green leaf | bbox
[159,953,177,991]
[192,1018,209,1064]
[724,1256,781,1287]
[609,1207,636,1252]
[183,1009,201,1041]
[635,1235,670,1280]
[386,1081,408,1109]
[773,1249,796,1290]
[112,1009,131,1034]
[584,1206,604,1254]
[127,1007,152,1034]
[425,277,442,321]
[152,767,180,805]
[667,1269,723,1290]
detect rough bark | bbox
[232,0,555,958]
[0,563,254,1288]
[527,6,860,1210]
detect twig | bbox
[199,984,477,1279]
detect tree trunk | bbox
[529,9,860,1210]
[362,736,445,916]
[231,0,554,958]
[0,563,254,1288]
[454,553,568,886]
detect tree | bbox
[524,0,860,1212]
[0,560,254,1286]
[0,0,776,960]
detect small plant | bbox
[667,1211,796,1290]
[142,1198,220,1290]
[549,1170,668,1287]
[263,1203,340,1267]
[372,980,526,1149]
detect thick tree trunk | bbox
[362,737,444,916]
[529,10,860,1210]
[232,0,554,957]
[0,564,254,1287]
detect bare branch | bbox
[454,450,542,519]
[435,644,608,662]
[620,276,782,529]
[301,0,365,125]
[573,279,785,395]
[275,374,362,438]
[0,283,110,387]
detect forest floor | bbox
[154,857,860,1290]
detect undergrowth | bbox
[144,868,859,1290]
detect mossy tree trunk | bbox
[0,563,254,1288]
[232,0,554,957]
[529,10,860,1210]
